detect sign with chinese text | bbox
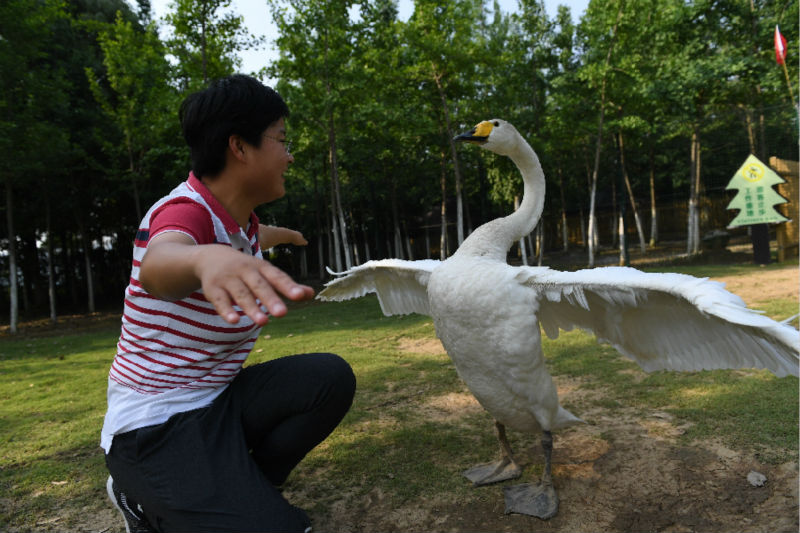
[726,154,789,228]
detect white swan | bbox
[318,119,800,519]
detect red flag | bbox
[775,25,787,65]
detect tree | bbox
[0,0,70,331]
[165,0,257,89]
[662,1,732,255]
[87,12,175,221]
[577,0,625,267]
[404,0,486,249]
[268,0,361,270]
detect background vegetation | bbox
[1,0,798,332]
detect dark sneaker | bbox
[106,476,156,533]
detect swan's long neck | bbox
[455,140,545,260]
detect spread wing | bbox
[317,259,440,317]
[516,266,799,378]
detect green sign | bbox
[726,154,789,228]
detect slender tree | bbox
[165,0,257,89]
[87,12,174,221]
[578,0,625,267]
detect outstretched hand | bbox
[140,232,314,327]
[259,224,308,249]
[196,245,314,325]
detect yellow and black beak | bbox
[454,120,493,144]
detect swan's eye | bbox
[493,121,500,127]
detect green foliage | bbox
[86,11,177,219]
[1,0,799,320]
[165,0,259,89]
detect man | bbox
[101,74,355,532]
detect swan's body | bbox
[429,257,581,435]
[318,119,800,518]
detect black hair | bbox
[179,74,289,178]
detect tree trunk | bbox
[537,221,544,266]
[588,1,623,267]
[433,68,465,246]
[329,199,342,272]
[81,231,96,313]
[200,3,208,83]
[757,98,767,160]
[127,137,142,222]
[5,181,18,333]
[439,148,448,260]
[743,106,757,154]
[46,201,57,324]
[610,176,618,248]
[300,247,308,279]
[328,111,351,269]
[403,221,414,260]
[579,208,586,249]
[313,165,325,279]
[391,177,404,259]
[587,106,604,265]
[349,210,361,265]
[425,227,431,259]
[558,167,568,251]
[20,231,33,313]
[361,219,371,262]
[370,187,383,259]
[687,128,702,255]
[618,207,627,265]
[515,195,528,265]
[618,131,646,254]
[648,145,658,247]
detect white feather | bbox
[320,259,439,316]
[318,118,799,436]
[516,266,799,378]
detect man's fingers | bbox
[227,277,271,325]
[292,232,308,246]
[199,252,312,324]
[258,261,314,302]
[231,266,286,318]
[204,286,242,324]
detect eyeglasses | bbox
[263,135,292,154]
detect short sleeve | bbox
[149,200,215,245]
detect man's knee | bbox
[313,352,356,404]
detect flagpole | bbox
[781,61,796,105]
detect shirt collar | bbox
[187,172,260,238]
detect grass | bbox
[0,261,797,530]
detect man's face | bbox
[248,117,293,203]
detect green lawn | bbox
[0,262,797,530]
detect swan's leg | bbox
[463,421,522,486]
[502,430,559,519]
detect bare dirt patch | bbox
[397,336,447,356]
[312,380,798,533]
[712,264,798,308]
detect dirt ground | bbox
[30,264,800,533]
[317,391,798,533]
[712,266,798,308]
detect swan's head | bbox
[454,119,520,156]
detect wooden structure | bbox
[770,157,799,262]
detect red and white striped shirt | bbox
[101,174,263,452]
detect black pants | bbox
[105,353,356,532]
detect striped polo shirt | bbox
[101,174,263,452]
